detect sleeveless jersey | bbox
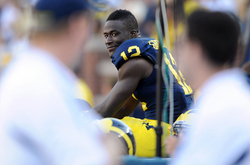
[111,38,193,121]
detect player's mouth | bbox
[107,46,117,52]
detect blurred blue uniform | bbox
[111,38,193,122]
[246,74,250,85]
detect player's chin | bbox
[109,50,115,58]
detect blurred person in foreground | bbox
[0,0,121,164]
[169,10,250,165]
[94,9,194,157]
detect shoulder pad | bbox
[111,38,159,70]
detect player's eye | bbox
[104,34,108,39]
[111,33,117,37]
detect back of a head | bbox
[34,0,91,31]
[187,10,240,66]
[106,9,139,32]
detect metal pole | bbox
[155,0,165,157]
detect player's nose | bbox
[105,36,113,45]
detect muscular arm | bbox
[94,58,153,118]
[113,95,140,119]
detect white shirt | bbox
[200,0,237,14]
[0,45,108,165]
[172,69,250,165]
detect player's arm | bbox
[94,57,153,117]
[113,95,140,119]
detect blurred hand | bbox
[165,135,180,157]
[102,133,126,165]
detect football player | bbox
[94,9,193,157]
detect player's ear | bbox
[130,30,138,38]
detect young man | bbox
[0,0,121,164]
[171,10,250,165]
[94,9,193,157]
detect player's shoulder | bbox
[122,37,157,45]
[119,38,158,50]
[112,38,159,70]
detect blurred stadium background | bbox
[0,0,249,114]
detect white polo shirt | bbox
[172,69,250,165]
[0,45,108,165]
